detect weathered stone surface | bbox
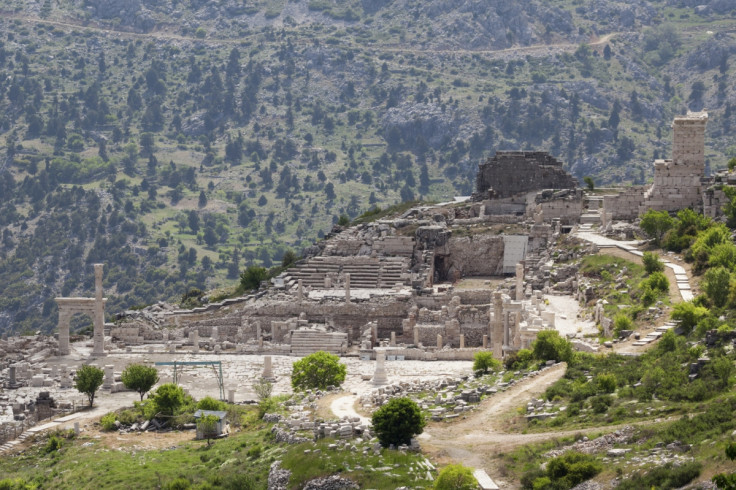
[473,151,578,201]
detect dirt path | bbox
[419,364,567,470]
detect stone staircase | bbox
[282,256,409,290]
[290,330,348,357]
[632,321,678,346]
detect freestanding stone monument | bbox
[55,263,107,357]
[372,351,388,385]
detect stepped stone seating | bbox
[283,256,410,290]
[290,329,348,357]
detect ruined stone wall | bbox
[443,235,505,279]
[537,190,585,224]
[703,184,727,219]
[473,151,578,200]
[602,187,646,220]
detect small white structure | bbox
[193,409,227,439]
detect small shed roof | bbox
[193,410,227,420]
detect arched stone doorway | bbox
[55,264,107,357]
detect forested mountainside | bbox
[0,0,735,334]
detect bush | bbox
[532,330,573,364]
[617,462,701,490]
[525,451,602,490]
[371,397,426,447]
[197,396,227,411]
[473,351,501,375]
[44,435,63,453]
[642,271,669,292]
[121,363,159,401]
[291,351,347,391]
[671,302,710,334]
[703,266,731,308]
[640,209,674,245]
[591,394,613,414]
[100,412,117,431]
[151,383,186,416]
[239,265,268,291]
[642,251,664,273]
[197,413,220,445]
[613,314,633,336]
[595,373,617,393]
[434,464,477,490]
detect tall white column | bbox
[92,264,106,357]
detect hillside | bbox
[1,0,736,334]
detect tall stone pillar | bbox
[8,365,16,385]
[372,351,388,385]
[459,334,465,349]
[413,327,419,346]
[490,292,504,359]
[437,334,443,349]
[58,310,71,356]
[515,262,525,301]
[390,331,396,347]
[191,330,199,353]
[345,273,351,303]
[92,264,106,357]
[262,355,274,380]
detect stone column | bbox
[8,365,16,385]
[345,273,351,303]
[92,264,106,357]
[491,292,504,359]
[437,334,443,349]
[191,330,199,354]
[228,390,235,403]
[372,351,388,385]
[515,262,525,301]
[413,327,419,346]
[390,331,396,347]
[482,335,488,349]
[57,310,71,356]
[104,365,114,390]
[459,334,465,349]
[74,422,80,435]
[262,355,274,380]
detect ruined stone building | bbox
[604,111,710,219]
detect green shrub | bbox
[639,209,674,245]
[525,451,601,490]
[100,412,117,431]
[239,266,268,292]
[434,464,476,490]
[641,271,669,292]
[371,397,425,447]
[246,444,262,459]
[151,383,186,416]
[532,330,573,363]
[473,351,501,375]
[0,478,35,490]
[595,373,616,393]
[162,477,191,490]
[44,435,63,453]
[642,251,664,273]
[703,266,732,308]
[291,351,346,391]
[197,396,227,411]
[590,394,613,414]
[613,314,633,336]
[617,462,701,490]
[671,302,710,334]
[121,363,159,401]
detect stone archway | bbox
[55,264,107,357]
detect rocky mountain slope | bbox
[0,0,735,334]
